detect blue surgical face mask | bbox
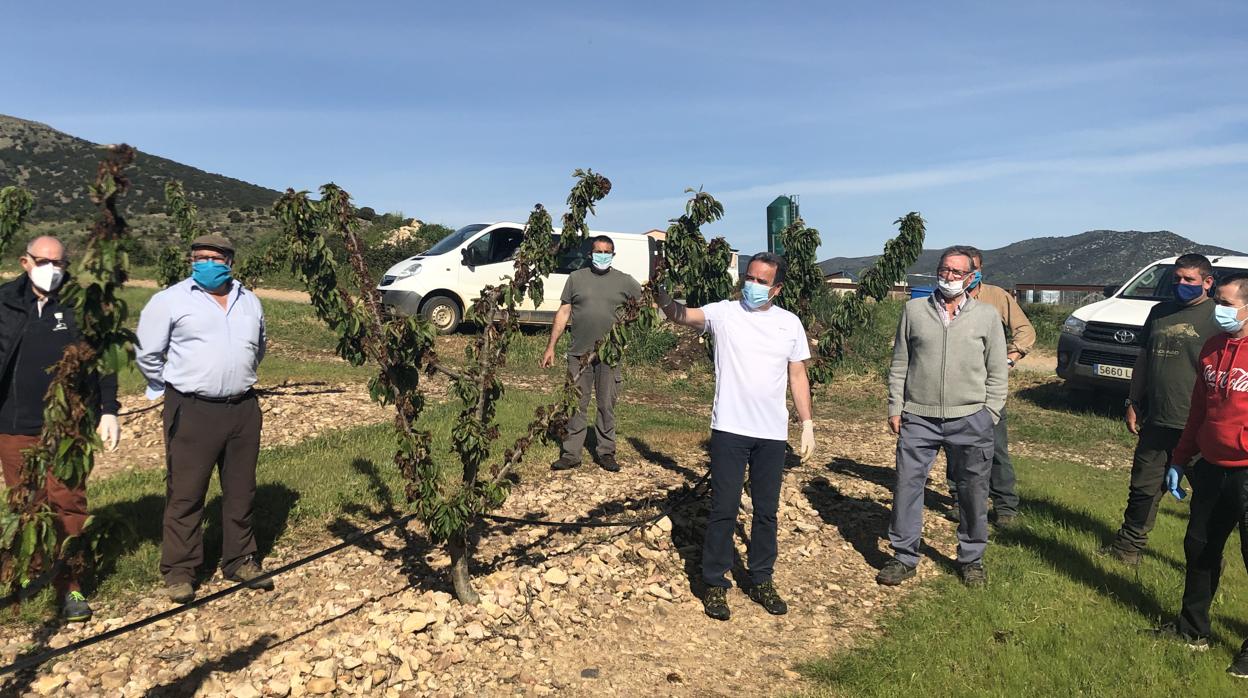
[967,270,982,291]
[742,281,773,309]
[1173,281,1206,303]
[591,252,613,271]
[1214,303,1246,333]
[192,260,233,290]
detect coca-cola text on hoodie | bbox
[1172,333,1248,467]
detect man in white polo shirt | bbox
[657,252,815,621]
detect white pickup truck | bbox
[1056,254,1248,391]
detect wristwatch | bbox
[1006,358,1016,368]
[1123,398,1134,408]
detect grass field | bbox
[801,393,1248,697]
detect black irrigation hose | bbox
[0,512,417,678]
[0,470,709,678]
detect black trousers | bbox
[160,390,263,584]
[1112,425,1183,554]
[702,430,786,588]
[1177,460,1248,640]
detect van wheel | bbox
[421,295,461,334]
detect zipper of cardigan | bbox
[940,314,948,420]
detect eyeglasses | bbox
[26,255,69,270]
[191,254,230,264]
[937,267,972,279]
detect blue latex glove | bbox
[1166,465,1187,501]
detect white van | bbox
[377,222,661,333]
[1056,254,1248,391]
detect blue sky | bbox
[4,1,1248,257]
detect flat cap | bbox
[190,233,234,255]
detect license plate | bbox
[1095,364,1133,380]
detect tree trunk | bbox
[447,532,479,605]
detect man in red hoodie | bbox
[1158,271,1248,674]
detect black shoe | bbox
[550,457,581,471]
[1147,621,1210,651]
[1095,544,1141,566]
[702,587,730,621]
[944,506,960,523]
[959,562,987,588]
[1229,641,1248,678]
[876,559,917,586]
[746,581,788,615]
[62,591,92,623]
[225,560,275,591]
[598,454,620,473]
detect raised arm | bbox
[654,286,705,330]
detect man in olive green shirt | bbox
[540,235,642,472]
[1101,253,1220,564]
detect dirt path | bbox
[0,414,967,697]
[127,278,311,304]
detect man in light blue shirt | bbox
[136,233,271,604]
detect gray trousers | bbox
[948,406,1018,516]
[560,353,621,463]
[890,409,995,567]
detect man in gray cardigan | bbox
[877,246,1008,587]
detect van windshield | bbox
[425,224,489,256]
[1120,263,1242,300]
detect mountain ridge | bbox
[0,113,282,222]
[818,229,1244,287]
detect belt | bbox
[170,386,256,404]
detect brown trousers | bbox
[160,390,262,585]
[0,433,86,594]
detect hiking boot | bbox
[550,457,581,471]
[876,559,917,586]
[165,581,195,604]
[62,591,92,623]
[226,560,275,591]
[992,512,1018,528]
[959,562,988,588]
[1147,621,1210,651]
[702,586,731,621]
[598,454,621,473]
[1228,641,1248,678]
[746,581,788,615]
[1095,544,1141,566]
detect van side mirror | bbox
[461,248,475,269]
[1102,284,1121,297]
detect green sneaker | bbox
[62,591,92,623]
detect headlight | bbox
[393,261,422,280]
[1061,316,1086,336]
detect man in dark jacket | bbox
[0,236,121,622]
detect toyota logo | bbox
[1114,329,1136,344]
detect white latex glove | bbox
[799,420,815,462]
[96,414,120,452]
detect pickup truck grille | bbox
[1077,349,1136,368]
[1084,322,1144,347]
